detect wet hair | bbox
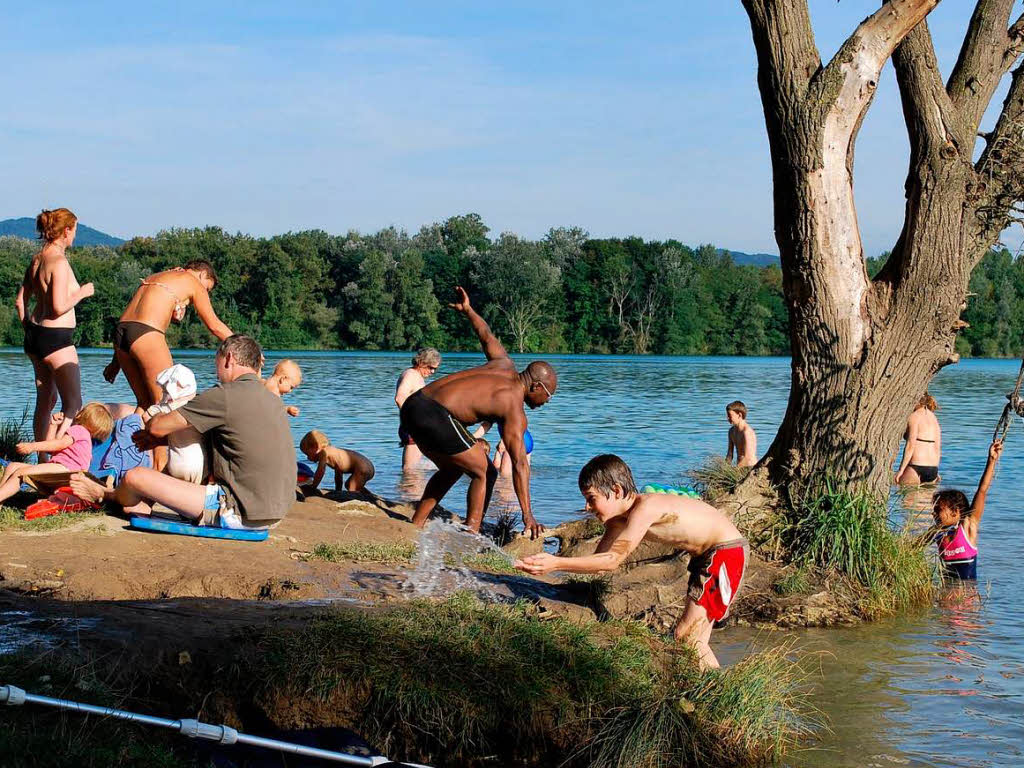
[918,392,938,411]
[36,208,77,243]
[218,334,263,370]
[578,454,638,496]
[726,400,747,418]
[523,361,557,392]
[412,347,441,369]
[184,260,218,287]
[933,489,970,519]
[274,359,302,385]
[300,429,330,455]
[74,402,113,443]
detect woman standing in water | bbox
[15,208,94,449]
[895,392,942,485]
[105,261,232,411]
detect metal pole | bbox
[2,684,392,767]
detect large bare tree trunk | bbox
[741,0,1024,496]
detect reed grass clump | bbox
[255,594,816,766]
[686,456,750,501]
[0,412,26,461]
[781,478,934,615]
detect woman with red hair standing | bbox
[15,208,94,452]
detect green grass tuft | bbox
[0,411,27,462]
[309,540,417,564]
[0,506,91,532]
[255,595,815,766]
[779,479,934,616]
[460,551,517,574]
[773,567,813,597]
[686,456,750,501]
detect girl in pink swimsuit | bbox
[932,439,1003,581]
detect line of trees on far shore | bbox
[0,214,1016,357]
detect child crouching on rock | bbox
[515,453,748,670]
[299,430,375,493]
[932,438,1003,581]
[0,404,114,503]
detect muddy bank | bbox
[0,492,857,628]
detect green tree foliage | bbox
[0,216,1014,357]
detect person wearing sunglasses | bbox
[401,286,556,539]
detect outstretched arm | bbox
[191,283,233,341]
[449,286,508,361]
[502,407,543,539]
[515,508,657,575]
[969,439,1003,527]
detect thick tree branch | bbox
[810,0,939,122]
[740,0,822,125]
[880,20,960,287]
[893,20,958,159]
[947,1,1018,132]
[974,61,1024,245]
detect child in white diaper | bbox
[145,364,207,484]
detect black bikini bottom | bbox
[909,464,938,483]
[114,320,164,352]
[23,322,74,359]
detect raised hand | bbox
[448,285,472,313]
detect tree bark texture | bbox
[740,0,1024,495]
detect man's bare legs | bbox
[71,468,207,521]
[673,600,719,670]
[410,443,497,532]
[410,465,462,526]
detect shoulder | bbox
[68,424,90,442]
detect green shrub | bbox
[782,479,934,615]
[686,456,750,501]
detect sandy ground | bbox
[0,490,857,632]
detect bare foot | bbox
[69,472,108,504]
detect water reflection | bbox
[0,350,1021,766]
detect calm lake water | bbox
[1,349,1022,766]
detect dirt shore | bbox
[0,491,859,629]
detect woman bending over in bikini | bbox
[15,208,94,453]
[105,260,232,411]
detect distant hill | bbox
[0,217,124,248]
[717,248,779,267]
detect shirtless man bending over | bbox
[400,287,556,538]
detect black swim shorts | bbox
[399,390,476,456]
[23,322,74,359]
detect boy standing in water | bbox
[725,400,757,467]
[515,454,747,669]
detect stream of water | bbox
[0,349,1021,766]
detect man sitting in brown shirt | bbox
[71,335,295,528]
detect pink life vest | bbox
[937,524,978,564]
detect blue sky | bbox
[2,2,1020,257]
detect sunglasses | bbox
[537,380,553,399]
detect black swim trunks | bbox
[113,320,163,352]
[399,390,476,456]
[23,322,74,359]
[909,464,938,483]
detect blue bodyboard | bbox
[129,515,269,541]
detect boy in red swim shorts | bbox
[515,454,747,670]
